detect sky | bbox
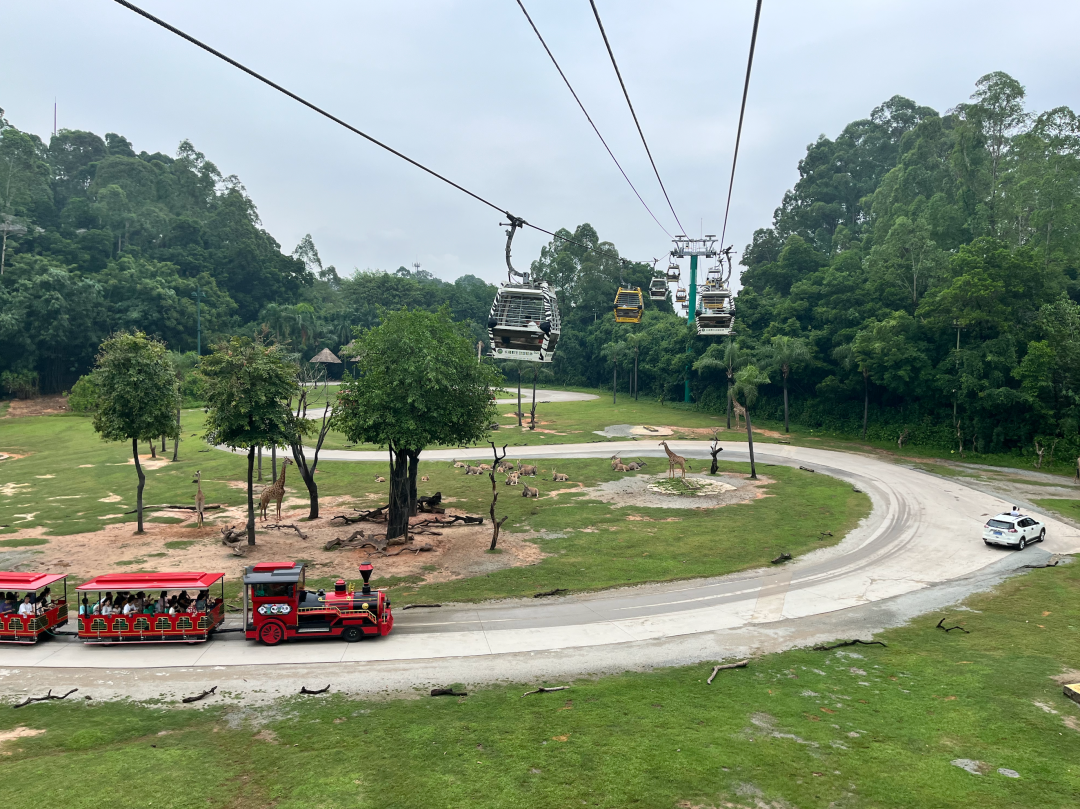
[3,1,1079,286]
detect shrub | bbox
[68,372,100,413]
[0,369,38,399]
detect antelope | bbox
[498,461,516,473]
[478,463,492,471]
[452,461,467,468]
[519,464,538,477]
[465,465,483,475]
[421,475,429,482]
[552,469,569,482]
[613,463,632,472]
[522,484,540,498]
[375,475,386,483]
[609,454,622,470]
[505,471,520,486]
[625,461,647,471]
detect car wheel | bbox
[1038,529,1046,542]
[342,626,363,643]
[1018,537,1026,550]
[259,621,285,646]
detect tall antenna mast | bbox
[53,99,57,137]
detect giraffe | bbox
[192,470,205,528]
[659,441,689,480]
[730,400,747,432]
[259,457,292,521]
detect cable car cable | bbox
[718,0,763,252]
[514,0,672,239]
[111,0,649,270]
[587,0,686,236]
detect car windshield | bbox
[987,519,1013,529]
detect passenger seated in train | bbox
[0,592,14,613]
[18,595,35,617]
[195,590,208,611]
[79,597,91,616]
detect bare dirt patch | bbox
[0,494,547,585]
[0,726,44,743]
[2,395,70,418]
[1052,669,1080,686]
[582,472,773,510]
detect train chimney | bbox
[359,563,373,595]
[334,579,347,596]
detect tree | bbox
[768,335,811,433]
[200,337,300,545]
[833,342,871,439]
[601,340,629,404]
[624,331,646,400]
[732,365,769,480]
[335,308,500,540]
[91,332,179,533]
[288,360,340,519]
[528,362,555,430]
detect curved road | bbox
[3,439,1078,702]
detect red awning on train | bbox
[77,572,224,592]
[0,572,68,591]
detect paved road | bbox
[6,440,1079,698]
[494,388,598,404]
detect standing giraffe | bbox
[192,470,205,528]
[259,458,292,521]
[659,441,690,480]
[730,400,747,432]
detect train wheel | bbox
[259,621,285,646]
[341,626,363,643]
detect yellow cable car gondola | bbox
[613,286,644,323]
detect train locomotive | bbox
[243,561,393,645]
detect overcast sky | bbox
[4,1,1079,285]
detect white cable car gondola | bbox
[648,276,668,301]
[488,217,561,363]
[665,260,681,283]
[675,286,688,303]
[696,291,734,336]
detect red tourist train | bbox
[0,562,392,647]
[76,572,227,643]
[0,572,69,644]
[243,561,393,645]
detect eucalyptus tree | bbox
[200,337,301,545]
[768,336,811,433]
[833,342,871,439]
[91,332,179,533]
[601,340,630,405]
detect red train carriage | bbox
[76,571,225,643]
[243,561,393,645]
[0,572,68,644]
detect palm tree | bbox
[733,364,770,480]
[768,335,811,433]
[694,341,745,428]
[601,341,630,405]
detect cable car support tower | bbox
[671,235,718,403]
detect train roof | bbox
[77,571,224,592]
[0,572,67,591]
[242,561,305,585]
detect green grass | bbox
[1033,499,1080,523]
[321,458,868,605]
[0,536,48,547]
[0,411,868,603]
[3,559,1078,808]
[164,540,197,550]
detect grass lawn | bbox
[3,560,1078,808]
[1033,499,1080,523]
[0,413,868,604]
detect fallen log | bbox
[707,660,748,684]
[521,686,570,697]
[771,552,792,564]
[181,686,217,704]
[812,639,887,651]
[220,525,244,544]
[936,617,969,634]
[534,588,568,598]
[799,466,815,473]
[401,603,443,610]
[265,523,309,540]
[385,543,434,557]
[124,504,223,514]
[414,515,483,527]
[1022,560,1061,569]
[430,688,467,697]
[13,687,78,709]
[300,685,330,695]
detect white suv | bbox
[983,513,1046,549]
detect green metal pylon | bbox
[684,255,697,402]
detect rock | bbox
[997,768,1020,778]
[950,759,987,775]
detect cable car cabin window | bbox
[253,583,295,598]
[493,291,545,328]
